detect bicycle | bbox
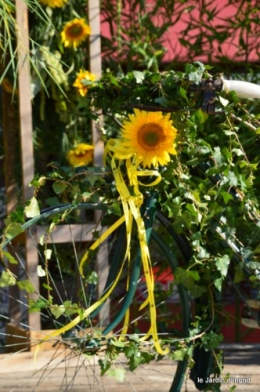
[0,66,260,392]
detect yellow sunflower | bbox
[39,0,67,8]
[61,18,91,49]
[121,109,178,168]
[73,70,96,97]
[67,144,94,167]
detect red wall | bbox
[101,0,259,64]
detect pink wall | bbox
[101,0,259,64]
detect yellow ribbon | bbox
[36,137,169,356]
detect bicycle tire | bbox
[0,202,192,392]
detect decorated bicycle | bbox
[1,61,260,391]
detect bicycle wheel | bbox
[0,202,191,392]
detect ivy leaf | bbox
[2,250,18,265]
[220,191,233,204]
[170,348,187,361]
[52,181,67,194]
[133,71,144,84]
[98,357,111,376]
[29,298,48,312]
[17,279,35,293]
[50,304,65,319]
[44,249,52,260]
[37,265,46,277]
[63,300,80,316]
[4,222,24,240]
[110,339,125,348]
[189,284,206,298]
[24,196,40,218]
[232,148,244,156]
[212,146,223,166]
[175,268,196,287]
[0,270,16,287]
[179,86,188,102]
[86,271,98,285]
[106,368,126,383]
[215,255,230,277]
[128,353,146,370]
[226,171,238,187]
[214,277,223,292]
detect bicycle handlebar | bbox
[189,77,260,99]
[222,79,260,99]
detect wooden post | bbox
[15,0,40,331]
[88,0,103,167]
[88,1,110,326]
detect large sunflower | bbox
[61,19,91,49]
[73,70,96,97]
[67,144,94,167]
[121,109,178,168]
[39,0,67,7]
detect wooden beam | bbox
[15,0,40,331]
[36,223,102,243]
[88,0,103,166]
[88,1,110,326]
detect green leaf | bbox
[24,196,40,218]
[170,348,187,361]
[189,284,206,298]
[2,250,18,265]
[212,146,223,166]
[232,148,244,156]
[179,86,188,102]
[86,271,98,285]
[174,268,195,287]
[5,222,24,239]
[133,70,145,84]
[214,277,223,291]
[234,267,245,284]
[42,283,53,290]
[0,270,16,287]
[63,300,80,316]
[201,331,223,349]
[17,279,35,293]
[37,265,46,277]
[98,357,111,376]
[50,304,65,319]
[220,191,233,204]
[52,181,68,194]
[215,255,230,277]
[188,270,200,281]
[110,339,125,348]
[44,249,52,260]
[29,298,48,312]
[128,352,146,370]
[106,368,126,382]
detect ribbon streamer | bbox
[36,137,169,356]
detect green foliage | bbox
[17,279,35,293]
[24,196,40,218]
[0,269,16,287]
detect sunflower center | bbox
[137,123,165,150]
[67,24,84,38]
[75,152,87,157]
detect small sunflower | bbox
[39,0,67,8]
[67,144,94,167]
[73,70,96,97]
[121,109,178,168]
[61,18,91,49]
